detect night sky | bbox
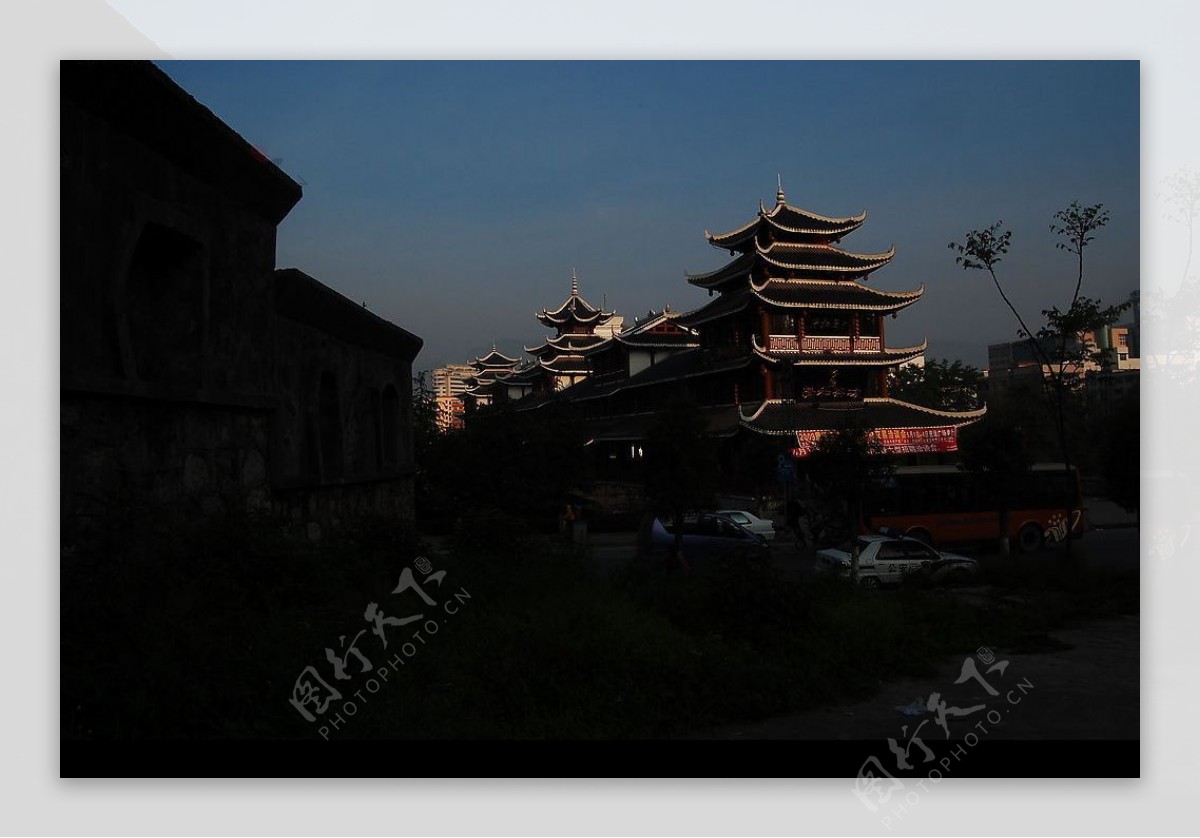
[155,60,1139,374]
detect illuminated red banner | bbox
[791,426,959,458]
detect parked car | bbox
[714,509,776,541]
[636,512,771,568]
[916,555,982,586]
[814,534,979,589]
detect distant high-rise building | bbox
[986,300,1140,414]
[1124,290,1140,359]
[986,305,1140,394]
[432,363,474,398]
[430,363,474,431]
[435,395,466,432]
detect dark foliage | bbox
[415,399,590,532]
[643,393,720,561]
[804,423,894,562]
[1102,395,1139,513]
[889,357,984,411]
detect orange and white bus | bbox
[862,463,1087,553]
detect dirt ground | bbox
[693,614,1139,741]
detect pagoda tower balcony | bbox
[765,334,882,353]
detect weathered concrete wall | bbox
[61,96,280,400]
[272,479,416,541]
[61,62,422,555]
[270,307,416,530]
[60,395,273,558]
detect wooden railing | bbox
[767,335,882,353]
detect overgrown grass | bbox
[62,507,1137,740]
[61,503,425,739]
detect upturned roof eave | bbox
[706,202,869,246]
[736,397,987,436]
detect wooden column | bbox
[760,307,771,348]
[763,365,775,400]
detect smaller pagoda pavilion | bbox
[515,270,617,394]
[462,345,523,408]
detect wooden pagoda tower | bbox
[461,345,522,408]
[518,270,617,393]
[676,180,984,455]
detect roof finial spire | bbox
[571,268,579,296]
[776,173,786,204]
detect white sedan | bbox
[714,509,776,541]
[815,534,979,589]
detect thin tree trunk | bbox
[999,505,1010,556]
[850,489,862,582]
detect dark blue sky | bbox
[157,60,1139,372]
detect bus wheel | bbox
[1017,523,1043,554]
[859,576,881,590]
[907,528,934,548]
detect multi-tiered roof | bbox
[473,347,521,374]
[460,345,523,407]
[522,271,617,387]
[676,180,982,452]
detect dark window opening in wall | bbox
[860,312,879,335]
[126,223,204,386]
[382,384,399,468]
[369,387,383,470]
[771,312,796,333]
[776,366,794,400]
[866,372,881,397]
[318,371,344,479]
[740,369,763,403]
[303,412,320,479]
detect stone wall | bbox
[60,395,273,558]
[61,61,422,556]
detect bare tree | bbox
[950,203,1128,557]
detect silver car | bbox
[714,509,776,541]
[636,512,771,567]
